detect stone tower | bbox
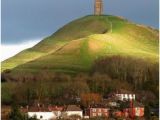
[94,0,103,15]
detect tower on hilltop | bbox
[94,0,103,15]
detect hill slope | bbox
[2,15,159,74]
[2,16,111,71]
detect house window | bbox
[92,113,96,117]
[92,109,96,112]
[40,115,43,119]
[33,115,37,119]
[98,113,102,116]
[104,109,108,112]
[105,113,108,116]
[129,94,132,99]
[121,94,124,100]
[125,94,128,99]
[123,94,125,98]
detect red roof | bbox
[20,105,64,113]
[66,105,82,111]
[48,106,64,111]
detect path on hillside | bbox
[106,18,112,33]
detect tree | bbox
[80,93,102,107]
[92,55,159,97]
[1,83,13,105]
[144,105,151,120]
[9,103,38,120]
[9,104,24,120]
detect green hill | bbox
[2,15,159,75]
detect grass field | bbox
[2,15,159,74]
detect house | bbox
[48,105,64,119]
[21,105,64,120]
[27,107,56,120]
[112,110,123,118]
[123,108,130,118]
[28,112,55,120]
[102,98,120,108]
[62,105,83,118]
[123,101,144,117]
[114,89,136,101]
[86,105,109,118]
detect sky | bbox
[0,40,40,61]
[1,0,159,61]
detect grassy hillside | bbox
[2,15,159,74]
[2,16,111,71]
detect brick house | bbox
[112,110,123,118]
[86,105,109,118]
[102,98,120,108]
[123,101,144,118]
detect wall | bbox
[66,111,83,118]
[28,112,56,120]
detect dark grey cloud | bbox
[2,0,159,44]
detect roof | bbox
[89,104,109,108]
[21,105,64,113]
[124,101,144,108]
[66,105,82,111]
[48,106,64,111]
[28,107,49,112]
[116,89,134,94]
[105,89,134,99]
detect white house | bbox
[115,94,135,101]
[28,112,56,120]
[26,106,64,120]
[62,105,83,118]
[115,89,135,101]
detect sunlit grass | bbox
[2,15,159,74]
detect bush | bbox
[9,104,24,120]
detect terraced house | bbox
[86,105,110,118]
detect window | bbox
[103,109,108,112]
[105,113,108,117]
[93,113,96,117]
[33,115,37,119]
[98,113,102,116]
[125,94,128,99]
[92,109,96,112]
[40,115,43,119]
[123,94,126,98]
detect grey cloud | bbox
[2,0,159,44]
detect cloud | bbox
[1,39,41,62]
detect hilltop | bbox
[2,15,159,75]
